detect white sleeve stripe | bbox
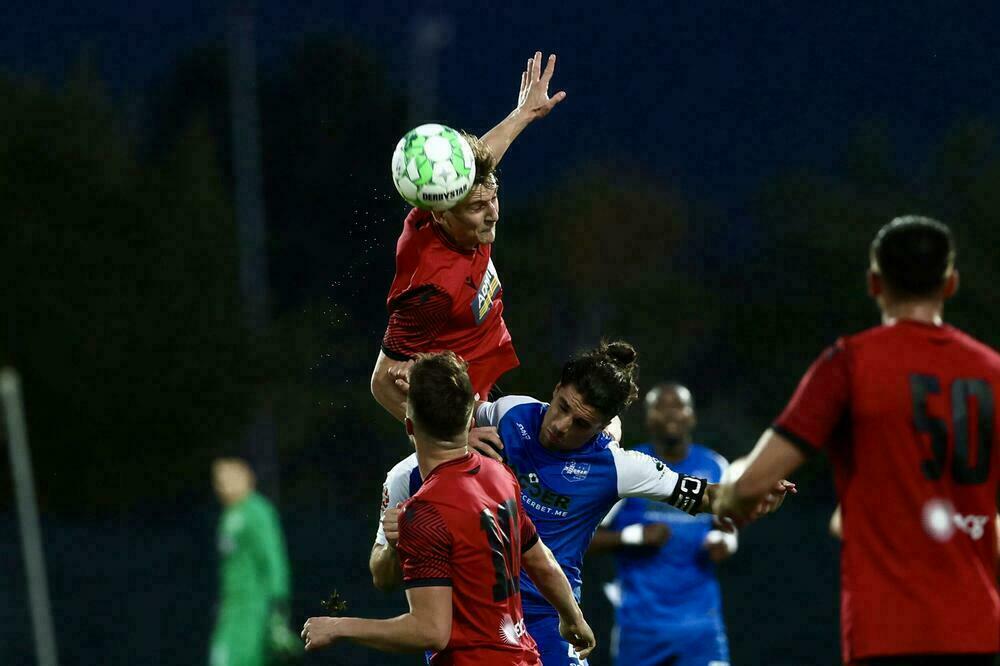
[475,395,541,428]
[610,446,680,501]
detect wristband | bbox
[704,530,738,554]
[668,474,707,515]
[620,523,644,546]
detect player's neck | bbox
[433,218,478,251]
[414,439,470,479]
[653,438,690,463]
[880,300,944,327]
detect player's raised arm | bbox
[481,52,566,166]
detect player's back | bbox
[837,320,1000,659]
[398,451,540,666]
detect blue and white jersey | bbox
[375,395,686,618]
[603,443,731,628]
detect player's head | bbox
[868,215,958,307]
[212,457,255,506]
[541,340,640,451]
[645,382,696,448]
[405,351,475,449]
[431,133,500,249]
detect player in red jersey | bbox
[714,216,1000,665]
[304,352,596,664]
[371,52,566,437]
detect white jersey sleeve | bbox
[474,395,542,428]
[609,446,681,501]
[374,453,418,547]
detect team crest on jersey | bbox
[470,258,501,326]
[561,461,591,483]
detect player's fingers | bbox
[541,53,557,82]
[532,50,542,80]
[470,439,503,461]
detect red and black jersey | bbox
[382,208,519,398]
[774,320,1000,662]
[396,452,541,666]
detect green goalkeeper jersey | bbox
[217,491,290,604]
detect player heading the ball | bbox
[371,53,566,436]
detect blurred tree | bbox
[500,163,722,440]
[0,66,253,512]
[730,119,1000,424]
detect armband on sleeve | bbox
[667,474,707,515]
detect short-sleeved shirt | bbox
[382,208,519,397]
[773,320,1000,661]
[602,443,730,629]
[379,396,699,620]
[396,452,541,665]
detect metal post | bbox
[1,368,59,666]
[227,0,279,499]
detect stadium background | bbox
[2,2,999,664]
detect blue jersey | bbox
[604,443,731,628]
[377,396,692,618]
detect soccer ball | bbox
[391,124,476,211]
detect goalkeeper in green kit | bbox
[210,458,300,666]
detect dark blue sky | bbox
[5,1,998,205]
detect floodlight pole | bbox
[227,0,279,500]
[1,368,59,666]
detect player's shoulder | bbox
[944,325,1000,367]
[398,209,468,277]
[494,395,544,419]
[385,452,419,482]
[691,444,729,476]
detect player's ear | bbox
[867,270,882,298]
[404,417,415,437]
[552,382,561,400]
[943,269,959,299]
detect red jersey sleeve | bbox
[397,499,453,588]
[773,340,851,454]
[514,478,539,552]
[381,285,453,360]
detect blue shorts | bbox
[613,620,729,666]
[525,612,588,666]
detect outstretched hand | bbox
[711,479,797,528]
[515,52,566,121]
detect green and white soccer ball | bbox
[391,124,476,211]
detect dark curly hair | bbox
[559,340,640,420]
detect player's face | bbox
[540,383,610,451]
[439,184,500,248]
[646,387,695,444]
[212,461,254,506]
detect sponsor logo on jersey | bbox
[514,466,572,516]
[561,461,591,483]
[922,498,992,541]
[470,258,501,326]
[516,422,531,441]
[499,614,527,646]
[955,513,991,540]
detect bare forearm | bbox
[523,543,582,621]
[481,111,531,166]
[369,545,403,591]
[335,614,441,653]
[587,529,624,554]
[371,374,406,422]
